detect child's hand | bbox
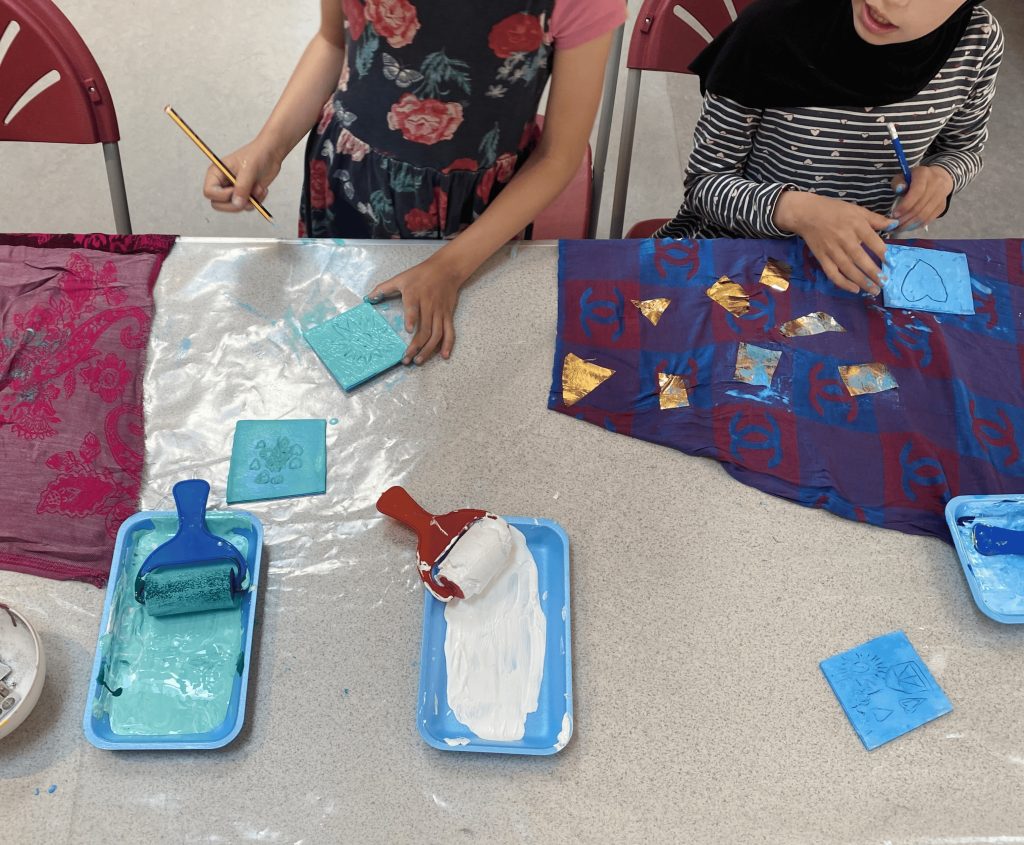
[774,191,898,295]
[367,257,465,365]
[202,137,282,213]
[890,165,954,235]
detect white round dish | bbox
[0,604,46,740]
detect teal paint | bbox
[97,515,249,736]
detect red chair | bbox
[608,0,756,239]
[0,0,131,233]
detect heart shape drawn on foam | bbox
[899,260,948,304]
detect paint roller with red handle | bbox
[376,486,494,601]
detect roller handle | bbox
[974,523,1024,556]
[376,486,464,601]
[171,479,212,534]
[376,486,435,538]
[136,480,246,598]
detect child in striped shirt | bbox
[657,0,1003,296]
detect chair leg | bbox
[589,23,625,239]
[103,142,132,235]
[608,69,642,240]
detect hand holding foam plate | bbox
[304,301,406,391]
[881,245,974,315]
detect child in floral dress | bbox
[204,0,625,364]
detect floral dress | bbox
[300,0,557,239]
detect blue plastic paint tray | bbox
[946,494,1024,623]
[83,506,263,750]
[417,517,573,755]
[820,631,952,750]
[227,419,327,504]
[304,301,406,391]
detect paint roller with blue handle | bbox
[973,523,1024,557]
[135,480,248,617]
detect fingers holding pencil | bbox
[166,105,277,222]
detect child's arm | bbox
[661,94,798,241]
[368,32,615,366]
[893,20,1004,232]
[203,0,347,212]
[661,94,897,295]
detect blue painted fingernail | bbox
[895,184,907,195]
[884,220,901,233]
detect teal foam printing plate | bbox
[227,419,327,505]
[304,301,406,391]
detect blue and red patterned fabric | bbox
[548,237,1024,540]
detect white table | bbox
[2,238,1022,843]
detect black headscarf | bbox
[691,0,985,108]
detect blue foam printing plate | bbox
[417,517,573,755]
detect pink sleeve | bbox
[549,0,627,51]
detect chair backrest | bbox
[0,0,119,144]
[627,0,758,75]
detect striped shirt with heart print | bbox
[655,7,1004,241]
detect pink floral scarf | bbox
[0,233,176,586]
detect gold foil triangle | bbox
[562,353,615,407]
[657,372,690,410]
[631,297,672,326]
[759,258,792,292]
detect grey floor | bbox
[0,0,1020,239]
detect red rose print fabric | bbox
[301,0,624,240]
[0,233,176,586]
[488,13,545,58]
[387,94,464,145]
[364,0,420,48]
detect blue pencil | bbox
[886,123,913,190]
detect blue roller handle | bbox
[973,523,1024,557]
[135,480,247,603]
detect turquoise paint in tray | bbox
[83,507,263,750]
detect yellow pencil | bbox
[164,105,274,223]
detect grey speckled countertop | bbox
[2,239,1022,844]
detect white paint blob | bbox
[554,712,573,752]
[443,737,471,746]
[443,524,546,742]
[437,516,513,600]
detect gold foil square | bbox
[706,276,750,316]
[562,353,616,407]
[778,312,847,338]
[657,372,690,410]
[734,343,782,387]
[838,362,898,396]
[632,298,672,326]
[759,259,792,292]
